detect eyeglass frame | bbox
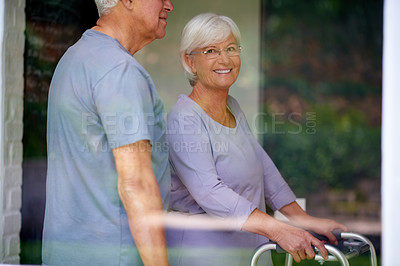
[189,45,242,59]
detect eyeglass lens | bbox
[206,46,241,58]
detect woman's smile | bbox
[187,34,241,91]
[214,69,232,74]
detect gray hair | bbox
[94,0,119,17]
[179,13,241,86]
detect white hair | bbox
[179,13,242,86]
[94,0,119,17]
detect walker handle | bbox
[307,229,343,243]
[275,245,285,253]
[274,229,343,254]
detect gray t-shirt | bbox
[42,29,170,266]
[166,95,296,266]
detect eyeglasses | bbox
[189,45,242,59]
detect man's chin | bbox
[156,31,166,39]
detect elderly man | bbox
[42,0,173,265]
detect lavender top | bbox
[166,94,296,265]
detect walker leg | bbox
[284,253,293,266]
[314,245,350,266]
[341,232,378,266]
[251,243,277,266]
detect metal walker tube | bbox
[341,232,377,266]
[251,232,377,266]
[250,243,277,266]
[251,243,350,266]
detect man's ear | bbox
[185,54,196,74]
[121,0,134,10]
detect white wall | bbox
[135,0,261,135]
[0,0,25,263]
[382,0,400,265]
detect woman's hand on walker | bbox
[272,222,329,263]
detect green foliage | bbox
[317,81,381,98]
[261,0,382,197]
[20,240,42,265]
[262,106,381,196]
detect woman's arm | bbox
[279,201,348,245]
[242,208,329,263]
[253,144,346,261]
[255,142,297,211]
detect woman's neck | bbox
[189,84,236,128]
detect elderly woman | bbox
[166,13,347,266]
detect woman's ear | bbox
[185,54,196,74]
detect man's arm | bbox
[113,140,168,266]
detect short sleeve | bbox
[93,62,153,148]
